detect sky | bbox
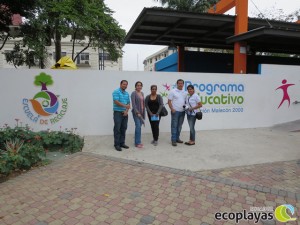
[104,0,300,71]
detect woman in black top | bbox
[145,85,164,146]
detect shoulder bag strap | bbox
[187,96,196,114]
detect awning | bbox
[125,8,300,54]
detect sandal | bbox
[184,142,195,146]
[136,144,143,148]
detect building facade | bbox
[143,47,202,71]
[0,35,122,71]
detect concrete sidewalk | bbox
[83,122,300,171]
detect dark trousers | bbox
[148,114,160,141]
[113,111,128,147]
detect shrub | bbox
[0,123,84,176]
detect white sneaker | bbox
[154,141,158,146]
[151,140,155,144]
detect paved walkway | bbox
[0,153,299,225]
[0,122,300,225]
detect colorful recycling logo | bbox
[30,90,59,116]
[22,72,68,125]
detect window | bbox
[76,53,89,64]
[53,52,66,60]
[99,52,111,61]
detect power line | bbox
[249,0,273,28]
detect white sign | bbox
[0,65,299,135]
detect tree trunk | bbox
[41,82,47,91]
[72,28,78,60]
[54,20,61,62]
[0,34,10,50]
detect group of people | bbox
[112,79,202,151]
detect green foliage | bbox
[0,0,35,32]
[21,0,126,62]
[4,43,36,68]
[34,72,54,87]
[39,129,84,154]
[155,0,218,12]
[0,124,84,176]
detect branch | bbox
[71,28,78,60]
[0,33,10,50]
[73,39,91,62]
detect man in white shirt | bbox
[168,79,187,146]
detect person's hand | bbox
[125,104,130,109]
[123,111,128,116]
[171,108,176,113]
[137,113,141,118]
[188,108,193,112]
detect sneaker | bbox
[153,141,158,146]
[172,142,177,146]
[151,140,155,144]
[176,139,183,143]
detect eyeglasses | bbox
[151,88,157,90]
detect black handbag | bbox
[158,96,168,117]
[195,111,203,120]
[160,106,168,117]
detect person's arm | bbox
[122,93,131,116]
[145,95,153,116]
[192,101,202,110]
[168,99,176,113]
[114,100,129,109]
[113,90,130,109]
[156,95,164,115]
[168,91,176,113]
[131,91,141,116]
[189,95,202,111]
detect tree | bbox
[4,43,35,68]
[21,0,126,66]
[0,0,35,32]
[251,7,300,57]
[34,72,54,91]
[154,0,218,12]
[251,6,296,22]
[0,0,35,50]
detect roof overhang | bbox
[226,27,300,54]
[125,8,300,54]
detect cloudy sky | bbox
[104,0,300,71]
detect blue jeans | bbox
[171,111,185,142]
[132,113,142,145]
[187,114,196,141]
[113,111,128,147]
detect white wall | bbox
[0,65,299,135]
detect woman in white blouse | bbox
[184,85,202,145]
